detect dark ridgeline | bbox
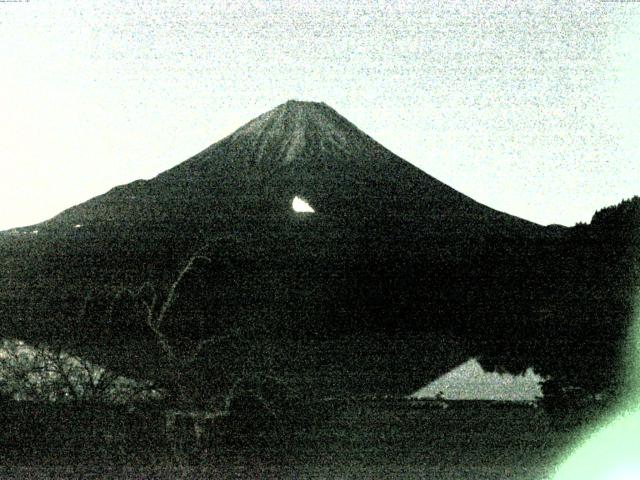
[477,196,639,401]
[0,100,637,404]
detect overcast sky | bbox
[1,1,639,230]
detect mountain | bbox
[20,100,539,235]
[0,101,635,403]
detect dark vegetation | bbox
[476,196,639,402]
[3,193,636,404]
[0,395,578,477]
[0,102,637,472]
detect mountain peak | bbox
[223,100,359,166]
[281,99,327,109]
[263,99,337,125]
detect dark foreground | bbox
[0,399,605,479]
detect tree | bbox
[116,246,297,454]
[0,338,158,403]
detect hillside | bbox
[0,102,635,403]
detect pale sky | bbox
[1,1,640,230]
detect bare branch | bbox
[141,288,158,328]
[221,376,244,414]
[192,332,232,358]
[77,291,92,322]
[132,248,214,373]
[47,353,81,400]
[155,249,211,330]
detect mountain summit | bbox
[189,99,390,169]
[224,100,358,166]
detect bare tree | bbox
[130,247,231,404]
[118,245,298,454]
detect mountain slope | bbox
[13,101,540,241]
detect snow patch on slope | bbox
[292,196,315,213]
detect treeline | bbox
[475,196,639,399]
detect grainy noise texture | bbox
[0,1,638,478]
[1,1,639,228]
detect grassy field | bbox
[0,399,602,479]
